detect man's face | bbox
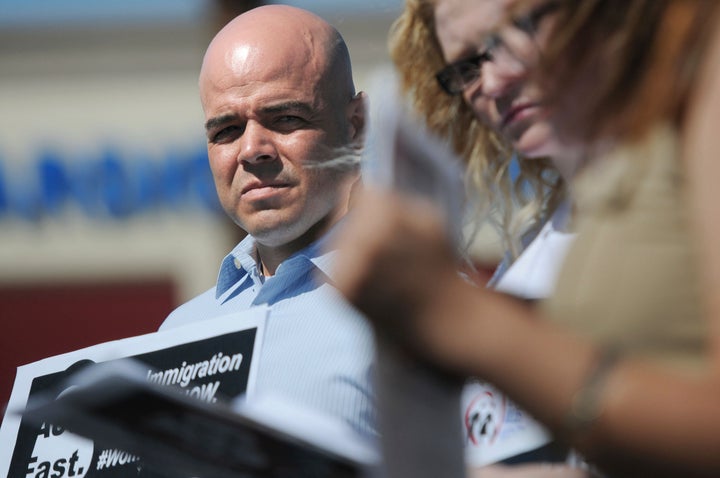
[200,41,359,248]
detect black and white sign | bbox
[0,308,267,478]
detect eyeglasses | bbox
[435,0,562,96]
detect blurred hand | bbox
[332,189,484,372]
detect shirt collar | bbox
[215,234,257,299]
[302,232,338,281]
[215,223,343,299]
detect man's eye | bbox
[273,116,306,130]
[211,125,242,143]
[278,115,304,124]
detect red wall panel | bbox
[0,280,176,423]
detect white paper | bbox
[494,204,575,299]
[362,70,468,478]
[363,68,467,248]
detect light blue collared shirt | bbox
[160,231,377,438]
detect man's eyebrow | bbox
[205,113,238,133]
[259,101,314,116]
[204,102,315,133]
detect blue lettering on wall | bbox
[0,145,222,221]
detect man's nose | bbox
[238,121,278,165]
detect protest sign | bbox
[19,362,378,478]
[461,380,563,466]
[0,308,267,478]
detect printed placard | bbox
[0,307,267,478]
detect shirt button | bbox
[233,258,242,269]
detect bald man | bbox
[160,5,374,437]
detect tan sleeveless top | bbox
[542,126,707,373]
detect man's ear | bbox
[347,91,368,147]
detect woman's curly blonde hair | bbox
[388,0,566,258]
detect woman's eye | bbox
[520,0,561,33]
[481,35,500,57]
[479,49,493,63]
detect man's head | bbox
[200,5,365,257]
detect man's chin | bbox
[244,225,289,244]
[243,220,304,248]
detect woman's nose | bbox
[478,51,526,98]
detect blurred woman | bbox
[335,0,720,476]
[385,0,585,472]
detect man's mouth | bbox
[241,181,290,200]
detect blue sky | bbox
[0,0,402,27]
[0,0,207,26]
